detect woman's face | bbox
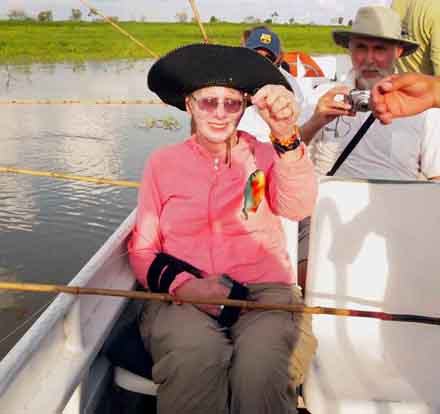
[186,86,245,145]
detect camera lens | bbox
[358,101,370,112]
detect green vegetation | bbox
[0,21,347,64]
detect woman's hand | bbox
[251,84,299,139]
[174,275,230,317]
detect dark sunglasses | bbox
[190,95,245,114]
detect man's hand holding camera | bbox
[312,85,354,127]
[301,85,353,143]
[300,85,374,144]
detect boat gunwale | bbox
[0,209,137,404]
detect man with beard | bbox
[297,5,440,290]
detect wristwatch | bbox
[218,274,234,289]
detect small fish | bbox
[242,169,266,219]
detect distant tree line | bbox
[6,8,83,22]
[4,8,127,23]
[4,8,351,26]
[71,9,82,21]
[174,11,349,25]
[7,9,31,21]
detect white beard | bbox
[354,63,396,90]
[356,76,380,90]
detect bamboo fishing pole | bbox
[1,281,439,326]
[79,0,159,59]
[0,167,139,188]
[188,0,210,43]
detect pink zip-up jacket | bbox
[128,131,317,292]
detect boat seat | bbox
[114,366,158,395]
[102,297,158,395]
[303,178,440,413]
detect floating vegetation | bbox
[140,115,181,131]
[72,61,86,73]
[2,65,18,90]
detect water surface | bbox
[0,60,189,358]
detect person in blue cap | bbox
[239,26,305,141]
[243,26,284,67]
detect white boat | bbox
[0,209,139,413]
[304,178,440,413]
[1,181,440,411]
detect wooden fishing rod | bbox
[79,0,160,59]
[188,0,210,43]
[1,281,439,326]
[0,99,163,105]
[0,167,139,188]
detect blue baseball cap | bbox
[245,28,281,58]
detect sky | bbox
[1,0,391,25]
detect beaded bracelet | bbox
[269,126,302,154]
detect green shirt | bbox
[392,0,440,75]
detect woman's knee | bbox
[153,333,232,383]
[230,342,290,393]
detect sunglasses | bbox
[190,95,245,114]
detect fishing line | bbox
[0,298,54,347]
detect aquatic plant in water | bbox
[141,115,181,131]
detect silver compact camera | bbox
[345,89,371,113]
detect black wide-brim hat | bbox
[147,43,292,111]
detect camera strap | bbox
[326,113,375,176]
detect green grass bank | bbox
[0,21,347,64]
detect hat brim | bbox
[147,44,292,111]
[245,43,278,60]
[332,30,419,57]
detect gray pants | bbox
[139,284,317,414]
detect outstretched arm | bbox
[372,73,440,124]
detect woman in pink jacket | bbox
[128,44,317,414]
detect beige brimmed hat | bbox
[333,5,418,57]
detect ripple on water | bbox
[0,58,191,359]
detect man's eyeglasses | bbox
[190,95,245,114]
